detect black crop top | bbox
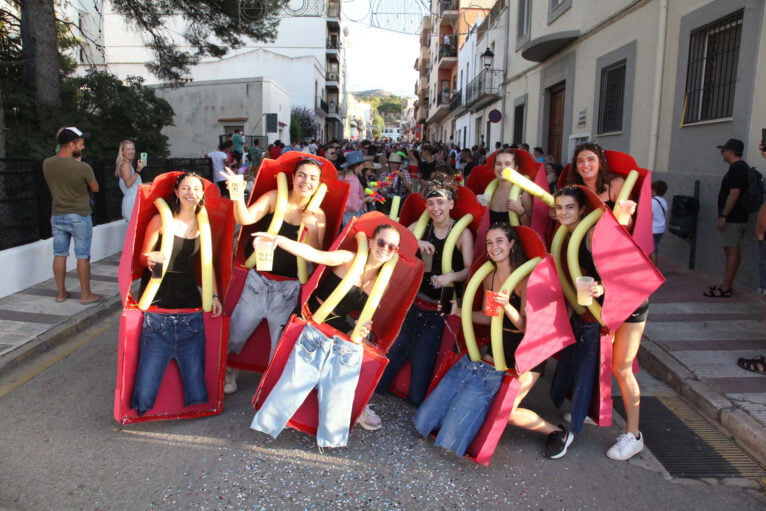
[244,212,301,278]
[418,220,466,300]
[307,271,369,333]
[139,234,201,309]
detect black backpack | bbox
[740,166,765,213]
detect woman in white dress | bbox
[116,140,146,221]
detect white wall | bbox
[0,221,127,299]
[155,77,291,157]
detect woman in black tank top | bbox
[565,146,649,459]
[462,222,568,454]
[488,149,533,226]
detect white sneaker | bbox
[606,432,644,461]
[563,412,597,426]
[224,367,238,395]
[356,405,382,431]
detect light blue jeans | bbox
[228,269,300,359]
[414,354,504,456]
[250,323,363,448]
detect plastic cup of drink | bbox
[228,174,245,200]
[483,290,503,316]
[421,251,433,273]
[576,276,595,306]
[254,237,276,272]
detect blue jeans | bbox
[375,305,445,406]
[250,323,363,448]
[51,213,93,259]
[228,269,300,359]
[414,354,504,456]
[549,314,600,433]
[130,311,208,415]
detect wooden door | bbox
[547,82,566,162]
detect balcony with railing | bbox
[427,89,452,124]
[316,96,328,115]
[440,0,458,17]
[327,0,340,26]
[327,100,344,120]
[326,37,339,50]
[449,89,463,113]
[464,69,503,109]
[326,71,339,87]
[438,35,457,69]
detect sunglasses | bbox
[374,238,399,252]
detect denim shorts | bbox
[51,214,93,259]
[130,311,208,415]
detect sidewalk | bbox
[0,252,764,467]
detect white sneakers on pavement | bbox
[356,405,382,431]
[224,367,238,395]
[606,432,644,461]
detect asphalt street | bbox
[0,311,764,511]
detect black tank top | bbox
[418,220,466,300]
[489,209,509,224]
[244,212,301,278]
[307,272,369,333]
[139,235,201,309]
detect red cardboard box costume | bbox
[549,186,663,430]
[114,172,234,424]
[382,185,485,399]
[250,212,423,442]
[224,152,348,373]
[558,149,653,255]
[423,226,575,465]
[466,149,552,244]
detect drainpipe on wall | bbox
[499,2,512,144]
[647,0,668,171]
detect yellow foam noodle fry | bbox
[508,185,521,226]
[441,214,473,276]
[137,198,175,311]
[244,172,289,268]
[197,206,214,312]
[296,183,328,284]
[483,178,499,197]
[612,170,639,226]
[489,257,541,372]
[389,195,401,222]
[311,232,368,324]
[501,167,555,208]
[461,261,495,362]
[551,225,585,315]
[412,209,430,240]
[350,253,399,343]
[567,208,605,325]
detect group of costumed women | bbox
[115,144,662,463]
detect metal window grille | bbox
[513,103,525,145]
[683,10,743,124]
[597,59,626,134]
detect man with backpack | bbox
[705,138,751,297]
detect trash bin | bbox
[668,195,699,238]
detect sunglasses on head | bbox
[299,157,324,167]
[374,238,399,252]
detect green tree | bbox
[290,106,316,143]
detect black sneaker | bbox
[545,425,573,459]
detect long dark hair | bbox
[565,143,618,194]
[554,186,587,210]
[171,172,205,215]
[486,221,526,269]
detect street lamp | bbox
[481,47,494,70]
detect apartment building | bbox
[69,0,346,148]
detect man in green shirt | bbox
[42,127,103,304]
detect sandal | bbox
[737,355,766,374]
[703,286,733,298]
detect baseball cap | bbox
[58,127,90,144]
[716,138,744,154]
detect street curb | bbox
[639,339,766,468]
[0,295,122,375]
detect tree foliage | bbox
[290,106,317,143]
[111,0,287,83]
